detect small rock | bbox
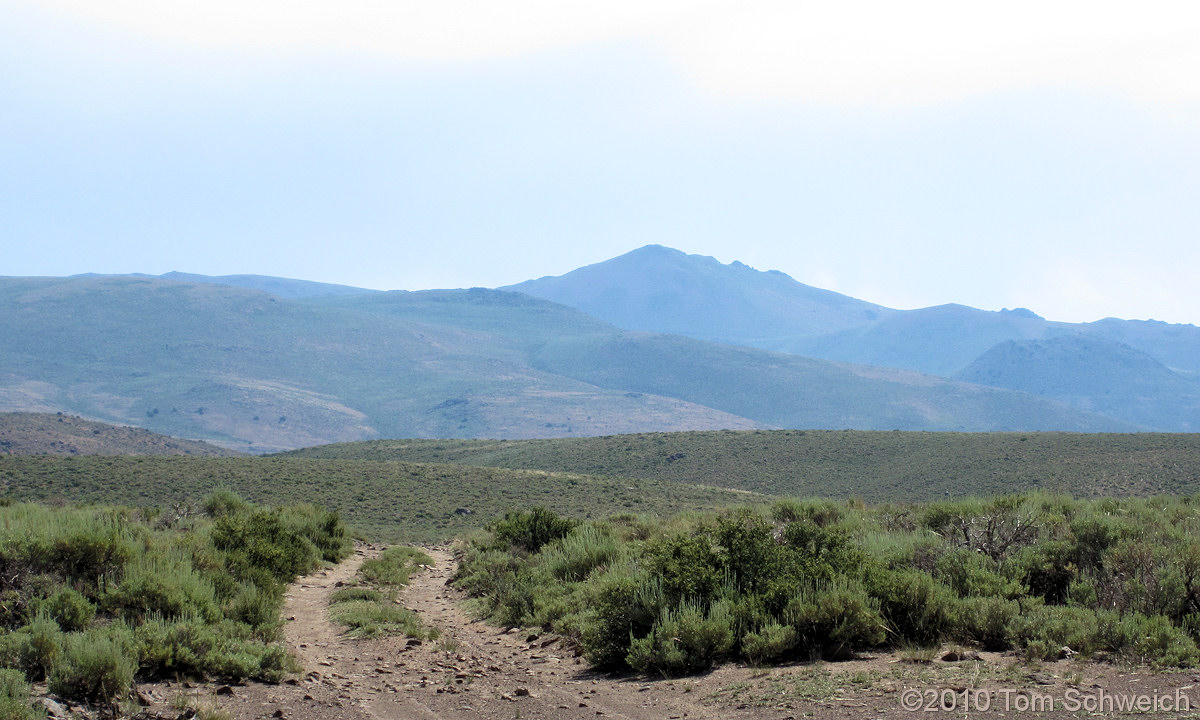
[214,686,236,697]
[272,710,286,719]
[514,687,530,697]
[406,638,423,647]
[1029,672,1056,685]
[40,698,69,719]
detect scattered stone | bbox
[1059,646,1077,660]
[214,686,236,696]
[405,638,423,647]
[1028,672,1056,685]
[940,650,981,662]
[526,633,540,643]
[40,698,69,719]
[514,687,530,697]
[271,710,286,719]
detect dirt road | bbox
[218,546,746,720]
[210,546,1200,720]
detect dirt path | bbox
[214,545,742,720]
[211,546,1200,720]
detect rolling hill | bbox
[957,335,1200,431]
[284,429,1200,501]
[0,412,241,456]
[0,274,1133,450]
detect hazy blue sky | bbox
[3,1,1199,324]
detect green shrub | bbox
[0,669,41,720]
[488,507,577,554]
[1011,541,1077,605]
[537,525,620,582]
[135,615,294,682]
[202,490,250,518]
[626,600,735,676]
[955,596,1018,651]
[934,549,1019,599]
[277,503,351,564]
[741,621,798,664]
[0,613,63,680]
[38,588,95,633]
[224,582,281,633]
[865,568,956,645]
[212,510,321,584]
[1007,604,1100,660]
[1099,612,1200,668]
[785,580,886,658]
[48,624,137,705]
[103,553,221,623]
[645,531,723,606]
[580,568,663,669]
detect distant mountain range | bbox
[510,245,1200,432]
[2,246,1195,450]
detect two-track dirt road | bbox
[206,546,1200,720]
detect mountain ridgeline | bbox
[510,245,1200,433]
[1,247,1196,451]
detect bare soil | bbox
[179,546,1200,720]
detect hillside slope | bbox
[0,275,1134,450]
[0,412,242,456]
[957,335,1200,431]
[285,429,1200,500]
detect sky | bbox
[3,1,1199,325]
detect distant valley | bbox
[2,247,1196,450]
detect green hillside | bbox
[285,429,1200,500]
[0,455,760,543]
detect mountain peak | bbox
[505,246,892,346]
